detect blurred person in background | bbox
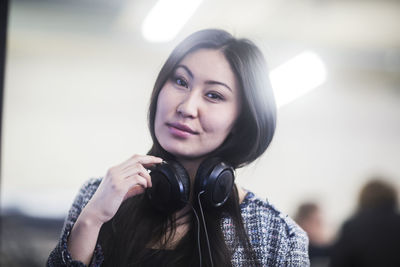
[295,202,331,267]
[330,178,400,267]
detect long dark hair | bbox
[148,29,276,168]
[98,29,276,266]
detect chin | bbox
[160,144,206,160]
[166,149,203,159]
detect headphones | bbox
[146,157,235,214]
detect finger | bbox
[119,155,163,171]
[122,171,151,188]
[122,175,148,200]
[120,163,150,178]
[141,159,163,169]
[136,155,163,168]
[120,164,152,187]
[125,173,148,189]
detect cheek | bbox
[155,88,171,119]
[158,85,179,110]
[203,110,237,137]
[200,94,241,153]
[154,91,167,134]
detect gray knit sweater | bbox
[47,178,309,266]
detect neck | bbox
[176,157,204,181]
[175,157,205,204]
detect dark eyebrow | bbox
[175,64,233,92]
[175,65,193,79]
[204,81,232,92]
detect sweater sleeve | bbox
[282,216,310,266]
[46,178,104,267]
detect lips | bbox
[166,122,199,135]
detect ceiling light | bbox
[270,51,327,107]
[142,0,203,43]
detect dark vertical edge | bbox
[0,0,8,186]
[0,0,9,256]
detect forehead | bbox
[177,49,239,91]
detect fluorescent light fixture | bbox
[270,51,327,107]
[142,0,203,43]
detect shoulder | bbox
[240,192,307,240]
[226,191,310,266]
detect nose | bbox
[176,90,200,118]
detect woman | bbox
[47,29,309,266]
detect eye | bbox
[173,76,188,88]
[206,92,224,101]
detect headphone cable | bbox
[189,204,202,267]
[198,191,214,267]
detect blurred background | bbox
[1,0,400,266]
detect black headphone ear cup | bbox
[168,160,190,201]
[147,160,190,214]
[194,158,235,208]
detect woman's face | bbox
[154,49,241,160]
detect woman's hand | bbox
[67,154,162,264]
[84,154,163,225]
